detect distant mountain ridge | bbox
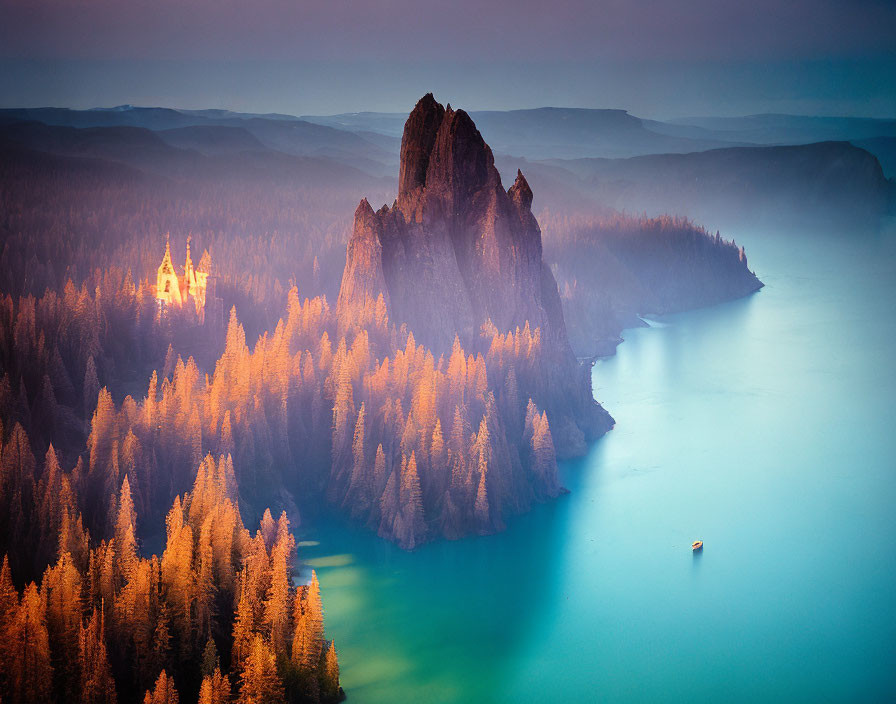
[0,105,395,170]
[540,141,891,223]
[2,103,891,223]
[5,103,895,175]
[302,106,750,159]
[667,113,896,144]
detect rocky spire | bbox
[397,93,445,209]
[336,95,611,453]
[508,169,533,212]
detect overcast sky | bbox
[1,0,894,118]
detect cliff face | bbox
[338,94,611,453]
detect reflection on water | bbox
[299,221,896,703]
[297,478,572,704]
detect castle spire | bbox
[160,233,174,273]
[157,232,183,307]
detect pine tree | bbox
[194,519,217,645]
[346,403,368,515]
[475,472,490,530]
[35,444,66,573]
[0,555,19,696]
[160,498,194,650]
[143,669,179,704]
[321,640,341,702]
[331,355,355,473]
[532,411,560,497]
[10,582,53,704]
[264,512,294,654]
[231,579,255,670]
[430,418,447,490]
[198,666,231,704]
[399,452,425,548]
[373,444,387,499]
[201,636,219,678]
[238,635,285,704]
[291,571,324,671]
[259,509,276,551]
[79,607,117,704]
[115,475,138,584]
[43,551,83,700]
[84,355,100,416]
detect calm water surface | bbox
[300,222,896,703]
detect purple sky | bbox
[1,0,894,117]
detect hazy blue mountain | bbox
[4,105,890,224]
[666,114,896,145]
[0,106,205,130]
[158,125,268,155]
[0,120,200,173]
[0,106,396,174]
[303,107,745,159]
[0,120,386,189]
[302,108,896,162]
[227,117,394,169]
[541,141,891,224]
[175,108,301,121]
[853,137,896,179]
[467,108,744,159]
[300,111,408,137]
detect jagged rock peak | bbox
[337,93,611,453]
[398,94,445,203]
[397,94,498,221]
[340,93,552,351]
[508,169,533,211]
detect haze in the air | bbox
[1,0,894,118]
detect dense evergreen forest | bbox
[0,109,760,702]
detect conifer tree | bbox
[10,582,53,704]
[346,403,368,515]
[373,444,387,499]
[475,472,490,530]
[143,669,178,704]
[115,475,138,584]
[232,579,255,670]
[0,556,19,696]
[532,411,560,497]
[201,637,219,678]
[79,607,117,704]
[264,512,294,654]
[430,418,447,490]
[399,452,425,548]
[259,509,276,551]
[43,551,83,700]
[238,635,284,704]
[321,640,340,702]
[84,355,99,416]
[198,666,231,704]
[291,570,324,672]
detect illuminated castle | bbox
[154,235,221,326]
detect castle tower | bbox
[154,236,218,326]
[184,236,196,293]
[156,235,183,307]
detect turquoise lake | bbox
[300,220,896,703]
